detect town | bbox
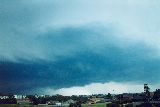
[0,84,160,107]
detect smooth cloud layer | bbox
[1,0,160,61]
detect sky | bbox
[1,0,160,95]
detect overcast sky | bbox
[1,0,160,95]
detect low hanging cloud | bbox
[41,82,159,96]
[1,42,159,94]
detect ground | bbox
[0,103,107,107]
[82,103,106,107]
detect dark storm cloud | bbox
[0,44,159,93]
[1,0,160,94]
[0,26,158,93]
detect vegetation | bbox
[0,95,16,104]
[0,104,107,107]
[82,103,106,107]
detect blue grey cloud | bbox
[1,0,160,94]
[0,26,158,93]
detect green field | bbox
[82,103,106,107]
[1,105,58,107]
[0,104,17,107]
[0,105,61,107]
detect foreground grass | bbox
[0,105,65,107]
[82,103,106,107]
[0,104,17,107]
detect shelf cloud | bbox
[1,0,160,94]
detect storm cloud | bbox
[1,0,160,94]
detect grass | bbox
[0,104,17,107]
[82,103,106,107]
[0,104,64,107]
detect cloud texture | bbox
[1,0,160,94]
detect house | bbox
[0,94,9,99]
[14,95,27,100]
[89,97,105,103]
[17,98,32,105]
[47,101,62,105]
[64,99,75,104]
[86,100,95,104]
[16,95,32,105]
[0,93,15,99]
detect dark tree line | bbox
[26,95,88,105]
